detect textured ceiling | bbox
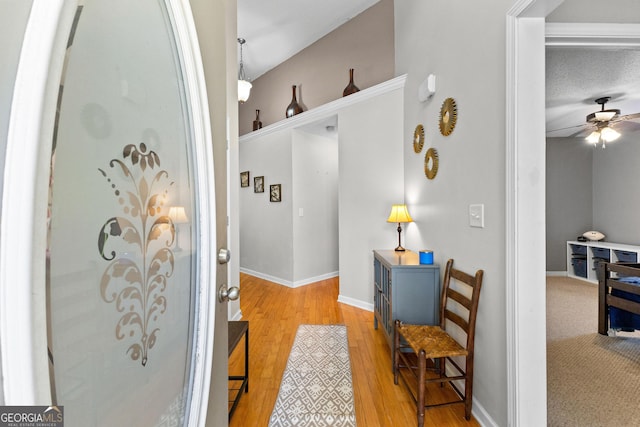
[237,0,379,81]
[546,46,640,138]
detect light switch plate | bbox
[469,204,484,228]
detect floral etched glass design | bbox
[46,1,198,425]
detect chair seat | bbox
[399,324,468,359]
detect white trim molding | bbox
[546,23,640,46]
[239,268,339,289]
[336,294,372,312]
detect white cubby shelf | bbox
[567,240,640,284]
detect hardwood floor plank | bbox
[228,274,479,426]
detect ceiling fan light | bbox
[595,111,617,121]
[586,131,600,144]
[238,79,252,103]
[600,126,620,142]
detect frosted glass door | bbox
[47,1,203,425]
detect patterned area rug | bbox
[269,324,356,427]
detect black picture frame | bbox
[240,171,250,187]
[254,176,264,193]
[270,184,281,202]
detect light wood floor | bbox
[228,273,480,427]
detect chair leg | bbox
[418,349,426,427]
[393,320,400,385]
[464,358,474,420]
[438,357,445,387]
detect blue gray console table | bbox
[373,250,440,354]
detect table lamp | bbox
[387,204,413,252]
[169,206,189,251]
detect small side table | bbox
[228,320,249,420]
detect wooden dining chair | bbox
[393,259,484,426]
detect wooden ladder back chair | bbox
[393,258,484,426]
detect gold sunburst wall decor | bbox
[439,97,458,136]
[413,124,425,153]
[424,147,439,180]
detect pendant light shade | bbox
[237,38,252,103]
[600,126,621,142]
[238,79,252,103]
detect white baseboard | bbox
[239,268,339,289]
[473,399,498,427]
[229,309,243,321]
[443,365,497,427]
[293,271,339,288]
[337,294,373,312]
[546,271,567,277]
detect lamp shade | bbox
[600,126,620,142]
[169,206,189,224]
[387,204,413,223]
[586,131,600,144]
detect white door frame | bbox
[1,2,217,425]
[506,0,559,424]
[506,1,640,424]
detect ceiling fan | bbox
[549,96,640,148]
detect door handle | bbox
[218,248,231,264]
[218,284,239,303]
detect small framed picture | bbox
[254,176,264,193]
[270,184,281,202]
[240,171,250,187]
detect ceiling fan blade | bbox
[611,120,640,133]
[614,112,640,122]
[567,127,591,138]
[546,123,588,134]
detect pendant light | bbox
[237,38,252,103]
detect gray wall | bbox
[238,0,394,134]
[395,0,511,425]
[292,129,339,282]
[239,130,294,282]
[545,138,593,272]
[593,132,640,244]
[337,87,404,305]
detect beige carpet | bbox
[547,276,640,426]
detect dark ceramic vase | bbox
[253,109,262,131]
[286,85,304,118]
[342,68,360,97]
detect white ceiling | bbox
[546,46,640,138]
[237,0,379,80]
